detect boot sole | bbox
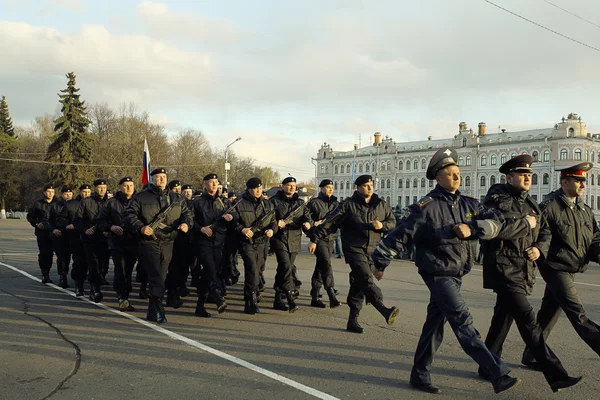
[551,377,583,393]
[387,307,399,325]
[217,303,227,314]
[495,377,521,394]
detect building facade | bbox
[314,113,600,217]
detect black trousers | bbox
[411,276,509,384]
[81,239,108,285]
[69,234,87,282]
[345,250,383,312]
[311,240,335,295]
[240,241,267,294]
[195,243,223,297]
[523,268,600,359]
[484,291,569,385]
[52,236,71,277]
[220,233,239,280]
[138,240,174,298]
[111,244,138,298]
[167,238,193,291]
[36,234,53,272]
[274,249,297,293]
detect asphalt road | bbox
[1,219,599,400]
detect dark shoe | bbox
[118,298,135,312]
[346,319,364,334]
[166,291,183,309]
[550,376,583,393]
[194,301,212,318]
[492,375,521,394]
[75,281,85,297]
[41,270,53,284]
[273,292,289,311]
[154,298,167,323]
[286,291,298,313]
[177,286,190,298]
[146,300,157,322]
[311,299,327,308]
[374,302,399,325]
[250,291,261,314]
[326,288,341,308]
[212,290,227,314]
[58,275,69,289]
[291,289,300,299]
[410,381,442,394]
[333,288,339,295]
[139,284,149,299]
[89,285,103,303]
[244,299,254,315]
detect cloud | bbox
[45,0,86,13]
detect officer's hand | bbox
[373,270,384,281]
[103,232,109,237]
[66,224,75,230]
[308,242,317,254]
[525,246,540,261]
[111,226,124,236]
[37,223,44,229]
[302,222,311,230]
[141,226,154,236]
[278,220,286,229]
[52,229,62,237]
[223,213,233,222]
[454,223,472,239]
[265,229,274,238]
[242,228,254,238]
[201,226,213,237]
[85,227,95,236]
[178,223,189,233]
[314,219,323,227]
[371,220,383,230]
[525,215,537,229]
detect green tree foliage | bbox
[46,72,93,187]
[0,96,15,137]
[0,96,19,215]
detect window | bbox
[543,173,549,185]
[575,149,582,160]
[398,179,403,188]
[334,181,338,190]
[365,163,370,172]
[511,152,517,158]
[334,165,338,174]
[569,127,575,137]
[387,161,391,171]
[397,197,402,208]
[413,160,418,170]
[381,162,386,171]
[421,178,426,188]
[325,165,329,173]
[491,154,497,165]
[398,161,403,170]
[466,156,472,166]
[592,174,595,186]
[413,196,417,204]
[501,153,507,164]
[560,149,568,160]
[358,163,363,173]
[413,179,418,188]
[480,176,486,187]
[386,196,390,204]
[458,156,464,166]
[406,161,411,171]
[481,155,487,166]
[405,196,410,207]
[340,164,345,174]
[532,174,538,185]
[320,165,325,173]
[598,197,600,211]
[406,179,410,188]
[346,181,350,190]
[429,180,434,188]
[532,151,539,161]
[500,176,506,184]
[490,175,496,185]
[421,159,426,169]
[592,152,596,164]
[387,179,391,189]
[531,195,538,201]
[346,163,351,173]
[462,137,467,147]
[465,176,471,186]
[543,150,550,162]
[372,162,376,172]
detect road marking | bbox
[471,268,600,288]
[0,252,38,256]
[0,261,340,400]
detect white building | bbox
[314,113,600,217]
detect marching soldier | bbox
[235,178,276,315]
[124,168,193,323]
[479,155,582,392]
[177,183,195,296]
[521,162,600,366]
[270,177,312,312]
[27,184,56,283]
[191,173,236,317]
[97,177,138,311]
[49,186,73,288]
[306,179,340,308]
[220,192,241,295]
[73,179,109,302]
[311,175,398,333]
[371,148,519,394]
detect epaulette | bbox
[417,196,433,208]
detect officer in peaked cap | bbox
[555,162,592,180]
[499,154,534,175]
[27,184,56,283]
[426,148,458,180]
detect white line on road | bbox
[471,268,600,288]
[0,260,340,400]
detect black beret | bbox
[556,162,593,181]
[319,179,333,187]
[93,179,107,186]
[246,177,262,189]
[354,175,373,186]
[282,176,296,184]
[79,184,91,191]
[181,184,193,190]
[119,176,133,185]
[60,186,72,193]
[150,168,166,176]
[203,173,218,181]
[499,154,534,174]
[168,180,181,189]
[43,184,54,191]
[426,148,458,180]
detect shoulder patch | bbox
[417,197,433,208]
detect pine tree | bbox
[0,96,15,137]
[46,72,93,186]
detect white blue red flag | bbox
[141,138,151,185]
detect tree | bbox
[0,96,15,137]
[46,72,93,187]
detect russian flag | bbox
[141,138,151,185]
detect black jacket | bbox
[26,198,56,237]
[373,185,490,276]
[73,192,109,242]
[56,196,82,239]
[539,188,600,273]
[481,184,551,295]
[307,192,339,242]
[269,190,311,253]
[234,191,277,244]
[314,191,395,255]
[123,184,193,241]
[192,192,238,247]
[48,199,68,234]
[97,191,137,249]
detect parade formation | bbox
[24,151,600,395]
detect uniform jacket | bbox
[481,183,551,295]
[96,191,137,249]
[56,196,82,239]
[192,192,238,247]
[234,191,277,244]
[48,199,68,234]
[269,190,311,253]
[540,188,600,273]
[73,192,109,242]
[26,198,56,236]
[306,192,339,242]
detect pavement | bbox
[1,219,599,400]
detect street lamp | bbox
[224,137,242,190]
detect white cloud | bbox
[45,0,86,13]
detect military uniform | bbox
[220,192,241,293]
[26,184,56,283]
[48,186,73,288]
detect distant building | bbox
[314,113,600,217]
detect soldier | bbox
[479,155,582,392]
[168,180,182,194]
[182,184,194,201]
[73,179,109,302]
[306,179,340,308]
[124,168,192,323]
[97,177,137,311]
[49,186,73,288]
[191,173,236,317]
[371,148,519,394]
[220,191,241,294]
[311,175,398,333]
[235,178,276,315]
[27,184,56,283]
[177,183,195,296]
[270,177,312,312]
[521,162,600,367]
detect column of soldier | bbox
[26,151,600,395]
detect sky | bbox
[1,0,600,182]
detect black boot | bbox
[89,283,103,303]
[154,297,167,323]
[118,296,135,312]
[166,290,183,309]
[492,375,521,394]
[244,293,253,315]
[346,309,364,333]
[194,295,211,318]
[310,288,326,308]
[250,291,261,314]
[286,291,298,313]
[139,283,149,299]
[58,274,69,289]
[41,270,52,284]
[326,287,341,308]
[273,291,289,311]
[75,281,85,297]
[212,289,227,314]
[550,376,583,393]
[373,302,399,325]
[146,299,157,322]
[177,285,190,298]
